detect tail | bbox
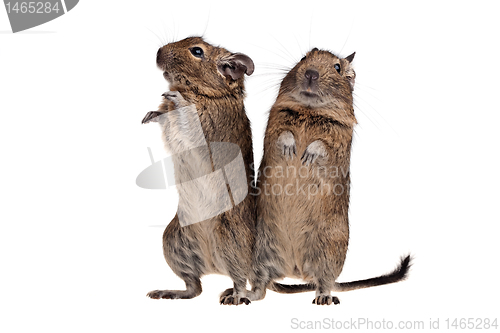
[269,254,412,294]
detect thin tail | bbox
[269,282,316,293]
[269,255,412,294]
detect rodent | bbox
[141,37,256,305]
[248,47,412,305]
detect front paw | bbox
[162,91,190,109]
[277,131,297,160]
[301,140,327,166]
[141,111,162,124]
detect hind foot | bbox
[147,289,198,300]
[312,295,340,305]
[219,288,250,305]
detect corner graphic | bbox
[3,0,78,33]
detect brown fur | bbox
[143,37,255,305]
[249,48,411,305]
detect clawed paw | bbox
[162,91,190,108]
[283,142,297,159]
[301,151,318,166]
[219,295,251,305]
[312,295,340,305]
[301,140,327,166]
[277,131,297,160]
[147,290,175,299]
[141,111,162,124]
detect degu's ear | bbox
[217,53,255,80]
[344,52,356,90]
[345,52,355,63]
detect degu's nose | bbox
[304,69,319,81]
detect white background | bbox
[1,0,499,332]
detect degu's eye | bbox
[334,63,341,73]
[190,47,204,58]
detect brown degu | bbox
[248,48,411,305]
[141,37,256,305]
